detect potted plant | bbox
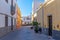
[34,26,39,33]
[32,21,39,33]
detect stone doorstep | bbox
[48,36,55,40]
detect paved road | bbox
[0,26,55,40]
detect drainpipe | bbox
[11,0,13,31]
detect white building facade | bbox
[32,0,41,22]
[22,16,31,25]
[0,0,17,37]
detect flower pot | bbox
[38,28,42,33]
[30,27,33,29]
[34,30,38,33]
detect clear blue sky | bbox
[17,0,44,17]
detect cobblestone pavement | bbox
[0,26,55,40]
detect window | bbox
[5,0,8,3]
[5,15,8,26]
[27,18,30,20]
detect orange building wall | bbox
[16,6,22,29]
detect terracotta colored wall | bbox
[16,6,22,29]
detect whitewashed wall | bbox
[0,15,5,28]
[32,0,40,13]
[0,0,17,18]
[8,0,11,6]
[45,0,49,2]
[0,0,17,27]
[22,16,31,24]
[0,0,17,37]
[0,0,11,16]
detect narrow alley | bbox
[0,26,54,40]
[0,0,60,40]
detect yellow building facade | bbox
[36,0,60,31]
[16,6,22,29]
[36,4,43,27]
[44,0,60,31]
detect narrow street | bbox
[0,0,60,40]
[0,26,54,40]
